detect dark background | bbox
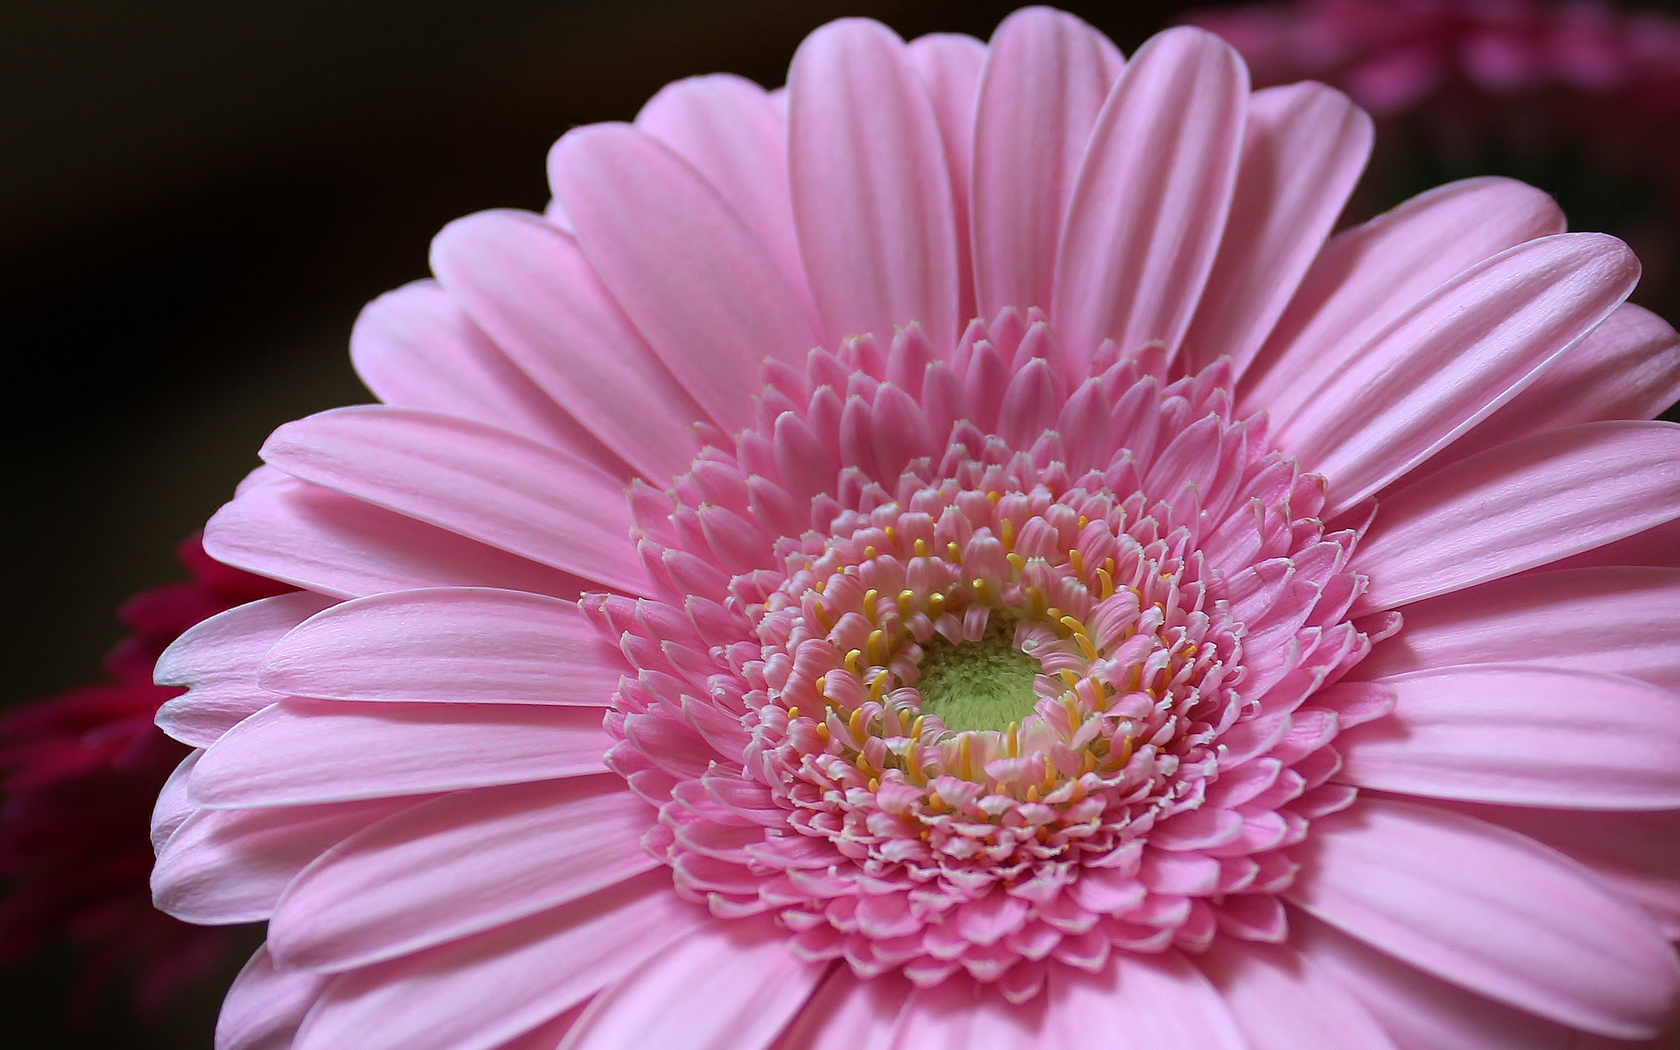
[3,1,1678,1047]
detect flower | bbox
[0,534,286,1015]
[151,9,1680,1049]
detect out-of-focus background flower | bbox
[3,1,1677,1047]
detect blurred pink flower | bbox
[0,534,287,1015]
[153,9,1680,1050]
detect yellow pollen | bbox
[862,589,879,621]
[1006,721,1019,757]
[959,733,974,780]
[1103,557,1116,578]
[914,538,928,557]
[1059,615,1085,636]
[1007,552,1026,575]
[971,578,992,604]
[1000,518,1015,548]
[813,602,833,631]
[986,491,1000,504]
[897,589,914,619]
[864,545,877,560]
[1069,549,1084,576]
[1058,669,1081,690]
[1096,567,1114,599]
[868,777,879,793]
[927,792,946,813]
[907,741,925,783]
[786,706,800,721]
[884,525,898,546]
[947,541,963,563]
[1063,695,1081,729]
[867,628,887,665]
[1077,515,1088,530]
[868,673,887,702]
[845,649,862,676]
[1090,677,1108,708]
[1075,632,1099,662]
[1114,734,1134,767]
[926,592,945,618]
[816,722,830,743]
[812,578,825,593]
[1040,758,1057,794]
[1045,606,1064,625]
[1025,785,1040,803]
[910,715,926,739]
[856,753,876,777]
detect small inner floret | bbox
[913,622,1040,733]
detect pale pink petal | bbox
[260,406,648,596]
[269,776,657,971]
[204,478,589,602]
[549,124,821,432]
[560,920,828,1050]
[151,752,201,853]
[1293,912,1576,1050]
[907,32,987,325]
[1549,516,1680,572]
[1182,82,1372,377]
[189,699,609,808]
[153,796,416,925]
[1041,953,1248,1050]
[634,73,813,318]
[890,976,1046,1050]
[493,1005,587,1050]
[1356,567,1680,691]
[1270,233,1639,517]
[349,279,602,453]
[1240,177,1565,414]
[1338,665,1680,809]
[772,969,912,1050]
[1052,26,1247,365]
[1351,421,1680,612]
[260,588,624,706]
[789,19,959,347]
[294,874,705,1050]
[1431,302,1680,469]
[217,945,330,1050]
[972,7,1122,320]
[1291,797,1680,1039]
[430,210,704,481]
[155,591,336,747]
[1198,939,1398,1050]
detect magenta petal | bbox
[1198,939,1398,1050]
[260,406,648,595]
[972,6,1122,321]
[1042,953,1248,1049]
[906,32,986,326]
[1291,797,1680,1039]
[561,920,827,1050]
[789,19,960,348]
[1338,665,1680,809]
[293,874,704,1050]
[269,776,657,972]
[549,124,821,433]
[1053,26,1247,365]
[1352,420,1680,611]
[260,588,624,706]
[189,699,609,808]
[216,945,330,1050]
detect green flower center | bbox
[914,622,1042,733]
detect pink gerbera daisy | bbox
[151,9,1680,1049]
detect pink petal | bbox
[189,699,609,808]
[153,795,414,925]
[1351,420,1680,612]
[772,969,912,1050]
[561,920,827,1050]
[1241,177,1565,414]
[429,210,703,481]
[634,73,813,320]
[151,752,200,853]
[154,591,335,747]
[217,945,330,1050]
[1042,953,1248,1049]
[1290,796,1680,1039]
[349,279,603,453]
[1182,82,1372,378]
[293,873,704,1050]
[260,406,647,596]
[1198,939,1398,1050]
[1356,566,1680,691]
[906,32,986,326]
[1270,233,1639,517]
[890,977,1046,1049]
[788,19,959,348]
[269,775,657,971]
[260,588,624,706]
[1338,665,1680,809]
[549,124,821,433]
[972,7,1122,320]
[205,477,589,602]
[1053,26,1247,365]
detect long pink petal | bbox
[1290,796,1680,1039]
[1052,26,1247,366]
[154,591,335,747]
[889,977,1046,1050]
[906,32,986,326]
[789,18,959,348]
[204,477,589,602]
[293,874,704,1050]
[549,124,821,432]
[189,699,608,808]
[635,73,813,319]
[151,752,201,853]
[153,796,414,925]
[269,776,657,972]
[430,210,703,481]
[1198,939,1398,1050]
[1042,953,1249,1050]
[260,588,623,706]
[1241,177,1564,414]
[1270,233,1638,517]
[260,406,647,595]
[1351,420,1680,612]
[772,969,911,1050]
[1356,566,1680,691]
[561,920,828,1050]
[217,945,330,1050]
[1338,665,1680,809]
[1182,82,1372,377]
[972,7,1121,320]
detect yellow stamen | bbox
[1058,669,1081,690]
[971,578,992,605]
[927,792,946,813]
[1000,518,1014,548]
[863,545,877,561]
[867,628,886,665]
[845,649,862,676]
[862,588,879,621]
[908,741,924,783]
[812,578,825,593]
[1059,614,1085,636]
[1074,632,1099,662]
[1069,549,1084,576]
[986,491,1000,504]
[926,592,945,619]
[849,707,867,742]
[884,525,897,546]
[1006,721,1019,757]
[816,722,830,742]
[786,706,799,721]
[868,777,879,793]
[1095,567,1114,600]
[911,715,926,740]
[813,601,834,631]
[947,541,963,563]
[1006,552,1026,575]
[914,538,928,558]
[897,589,913,620]
[1081,750,1097,775]
[1063,694,1082,729]
[868,673,886,702]
[1025,784,1040,803]
[959,733,974,780]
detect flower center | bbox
[913,622,1040,732]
